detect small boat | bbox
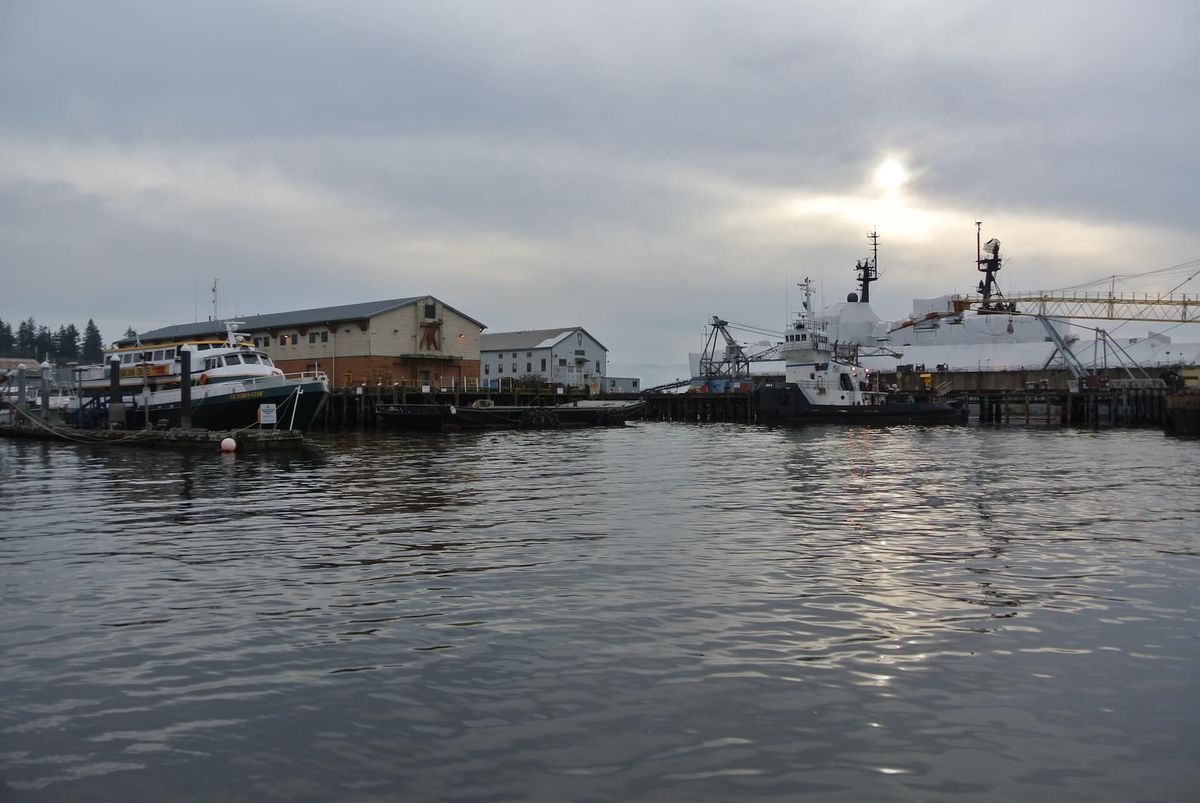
[376,398,645,430]
[758,278,967,425]
[73,325,331,431]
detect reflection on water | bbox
[2,424,1198,801]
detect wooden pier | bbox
[642,368,1171,430]
[892,368,1169,428]
[318,384,600,428]
[643,391,757,424]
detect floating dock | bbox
[0,420,304,450]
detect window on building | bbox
[280,335,289,345]
[526,362,531,372]
[424,303,436,319]
[484,364,490,375]
[252,338,260,347]
[575,349,585,356]
[263,336,270,346]
[632,380,639,389]
[321,331,328,343]
[309,332,317,344]
[540,358,546,371]
[498,364,503,373]
[294,333,301,345]
[512,363,517,373]
[559,358,567,366]
[526,351,532,357]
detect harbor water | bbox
[2,424,1198,801]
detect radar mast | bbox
[854,230,879,303]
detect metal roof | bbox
[126,297,487,343]
[481,327,608,353]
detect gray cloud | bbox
[2,0,1198,385]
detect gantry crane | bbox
[696,316,780,380]
[955,225,1199,381]
[955,289,1197,323]
[955,224,1200,324]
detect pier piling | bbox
[180,348,192,431]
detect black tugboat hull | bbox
[758,385,967,425]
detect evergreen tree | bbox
[16,317,36,355]
[56,323,81,360]
[34,325,54,361]
[82,319,104,362]
[0,318,14,353]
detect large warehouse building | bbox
[127,296,486,389]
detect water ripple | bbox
[2,424,1198,800]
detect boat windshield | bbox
[225,354,242,366]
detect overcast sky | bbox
[2,0,1198,383]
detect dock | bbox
[319,384,599,427]
[642,366,1173,428]
[0,420,304,450]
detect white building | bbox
[481,327,607,389]
[603,376,641,394]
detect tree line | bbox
[0,317,115,363]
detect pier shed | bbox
[481,327,608,390]
[126,297,486,389]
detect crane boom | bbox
[955,290,1197,323]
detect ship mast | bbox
[975,222,1004,308]
[854,230,879,303]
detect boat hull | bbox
[758,384,968,425]
[121,379,330,431]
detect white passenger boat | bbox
[75,326,330,431]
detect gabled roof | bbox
[481,327,607,353]
[126,297,487,343]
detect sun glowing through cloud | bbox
[873,158,908,192]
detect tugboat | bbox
[74,325,330,431]
[758,277,967,425]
